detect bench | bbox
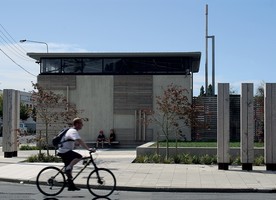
[87,141,120,148]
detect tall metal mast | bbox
[205,4,209,95]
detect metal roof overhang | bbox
[27,52,201,73]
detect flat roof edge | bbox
[27,52,201,60]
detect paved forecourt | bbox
[0,147,276,193]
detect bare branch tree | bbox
[148,84,200,158]
[31,83,82,156]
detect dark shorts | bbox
[58,150,82,167]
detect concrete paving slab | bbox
[1,147,276,192]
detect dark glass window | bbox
[154,57,186,72]
[62,58,83,73]
[83,58,103,73]
[41,59,61,73]
[40,56,192,75]
[125,58,155,74]
[104,59,124,73]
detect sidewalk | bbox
[1,147,276,193]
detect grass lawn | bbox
[152,141,264,148]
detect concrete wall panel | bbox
[240,83,254,164]
[152,75,191,140]
[70,76,114,140]
[217,83,230,164]
[265,83,276,167]
[2,89,20,157]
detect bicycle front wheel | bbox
[36,166,66,196]
[87,168,116,198]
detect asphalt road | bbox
[1,181,276,200]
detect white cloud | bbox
[47,43,88,52]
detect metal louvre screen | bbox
[113,75,153,114]
[192,95,241,141]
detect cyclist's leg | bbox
[63,151,82,190]
[58,152,72,177]
[64,151,82,172]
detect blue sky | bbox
[0,0,275,95]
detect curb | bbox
[1,178,276,193]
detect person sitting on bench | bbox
[96,130,106,148]
[108,129,116,145]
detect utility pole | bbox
[207,35,215,95]
[205,4,216,96]
[205,4,208,95]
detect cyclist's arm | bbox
[75,138,90,150]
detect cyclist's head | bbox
[73,118,83,130]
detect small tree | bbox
[207,84,213,96]
[255,82,265,142]
[31,83,81,156]
[230,86,237,94]
[199,86,205,96]
[148,84,197,159]
[31,107,36,122]
[20,103,29,120]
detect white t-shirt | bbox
[57,128,81,154]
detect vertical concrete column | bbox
[217,83,230,170]
[240,83,254,170]
[264,83,276,170]
[2,89,20,158]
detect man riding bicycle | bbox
[57,118,95,191]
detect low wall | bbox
[136,142,264,157]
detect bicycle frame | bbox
[51,151,97,182]
[72,151,98,181]
[36,150,116,197]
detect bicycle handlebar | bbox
[82,149,96,161]
[89,148,96,154]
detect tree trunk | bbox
[175,131,178,154]
[38,130,42,156]
[166,138,169,160]
[156,132,159,156]
[45,123,49,156]
[165,119,169,159]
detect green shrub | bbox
[200,154,216,165]
[254,156,264,166]
[173,154,182,164]
[192,155,201,164]
[150,141,264,148]
[163,157,174,164]
[151,154,161,163]
[26,153,61,162]
[134,153,264,166]
[134,156,145,163]
[20,145,40,150]
[230,156,241,165]
[143,155,150,163]
[180,154,193,164]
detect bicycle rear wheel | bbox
[87,168,116,198]
[36,166,66,196]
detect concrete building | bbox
[27,52,201,146]
[20,91,33,109]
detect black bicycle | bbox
[36,150,116,198]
